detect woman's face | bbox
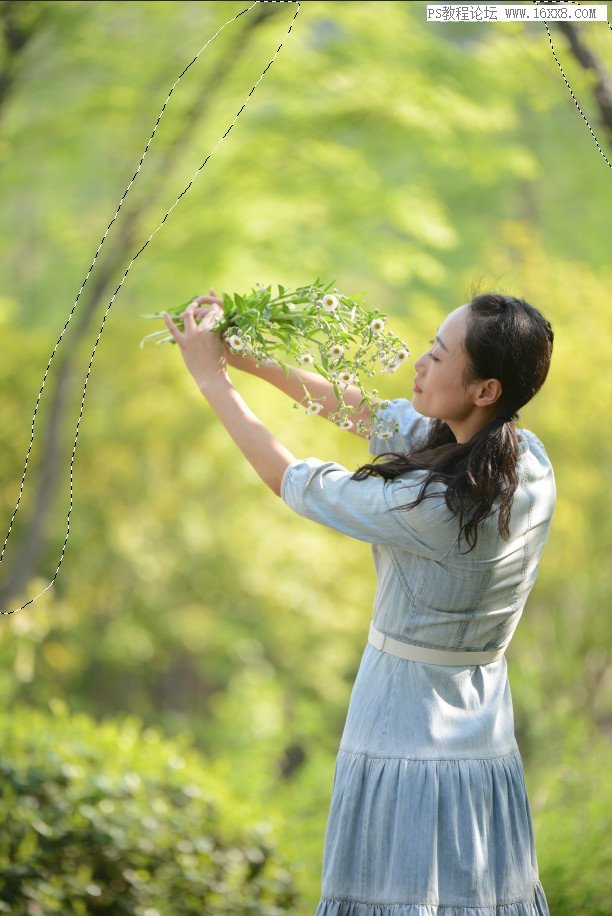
[412,304,504,442]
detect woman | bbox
[163,288,555,915]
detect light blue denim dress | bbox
[280,398,556,915]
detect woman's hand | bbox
[162,288,296,495]
[162,287,229,389]
[169,287,258,375]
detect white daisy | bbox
[307,401,324,415]
[329,343,344,359]
[228,335,244,350]
[339,419,354,430]
[323,294,339,312]
[338,371,355,385]
[394,349,409,363]
[298,353,315,366]
[370,317,386,334]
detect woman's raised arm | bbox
[162,300,295,496]
[236,355,382,440]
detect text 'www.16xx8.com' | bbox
[426,4,607,23]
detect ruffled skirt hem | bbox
[315,879,550,914]
[319,750,545,908]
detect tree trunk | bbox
[556,22,612,147]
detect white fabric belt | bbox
[368,621,505,667]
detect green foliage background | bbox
[1,1,611,912]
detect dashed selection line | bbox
[1,0,301,615]
[531,1,611,168]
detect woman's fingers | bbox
[164,291,223,339]
[182,307,196,329]
[162,311,179,340]
[192,304,224,321]
[185,288,221,307]
[180,304,224,329]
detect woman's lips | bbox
[413,381,422,393]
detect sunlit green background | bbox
[1,1,611,912]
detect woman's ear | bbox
[474,378,503,409]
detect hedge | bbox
[0,699,299,914]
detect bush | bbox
[0,700,299,915]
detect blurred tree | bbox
[0,0,55,121]
[0,0,287,612]
[556,22,612,145]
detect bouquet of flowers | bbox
[140,279,408,438]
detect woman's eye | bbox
[427,339,439,361]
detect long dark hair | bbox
[351,289,554,554]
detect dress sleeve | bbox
[280,457,458,560]
[368,397,434,457]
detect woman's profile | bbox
[163,287,555,915]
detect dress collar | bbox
[517,431,529,457]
